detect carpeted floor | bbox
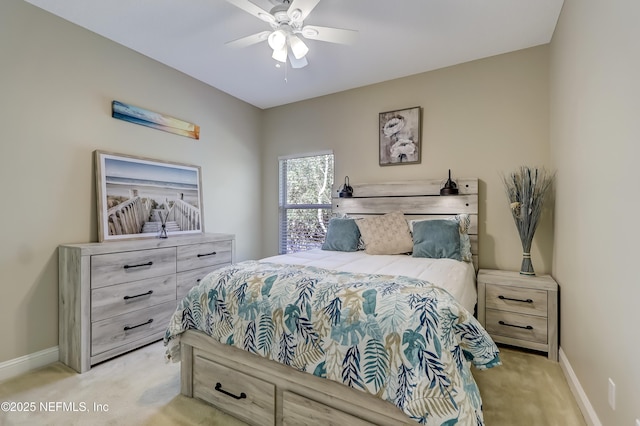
[0,342,585,425]
[473,346,585,426]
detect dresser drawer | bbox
[177,241,232,272]
[91,300,176,356]
[282,391,374,426]
[485,283,547,316]
[193,351,275,426]
[485,309,547,344]
[177,264,230,301]
[91,275,177,321]
[91,247,177,289]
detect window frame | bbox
[278,150,334,254]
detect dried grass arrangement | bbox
[502,166,555,276]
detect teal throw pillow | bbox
[322,218,361,252]
[412,219,462,260]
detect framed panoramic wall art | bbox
[95,150,204,242]
[112,101,200,140]
[379,106,422,166]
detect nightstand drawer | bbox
[486,284,547,317]
[485,309,547,344]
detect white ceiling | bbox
[25,0,564,109]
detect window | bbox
[279,151,334,254]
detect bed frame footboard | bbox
[180,338,194,398]
[177,330,412,426]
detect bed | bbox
[164,179,500,425]
[259,249,478,315]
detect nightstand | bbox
[477,269,558,361]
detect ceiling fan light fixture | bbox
[272,45,287,62]
[268,30,287,50]
[289,35,309,59]
[223,0,358,70]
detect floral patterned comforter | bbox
[164,261,500,425]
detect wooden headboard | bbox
[331,179,479,270]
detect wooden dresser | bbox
[59,233,235,373]
[477,269,558,361]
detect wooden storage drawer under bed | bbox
[282,391,375,426]
[192,349,275,426]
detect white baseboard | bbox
[559,347,602,426]
[0,346,59,383]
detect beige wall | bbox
[262,46,553,273]
[550,1,640,424]
[0,0,263,363]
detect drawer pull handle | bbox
[498,295,533,304]
[123,319,153,331]
[123,290,153,300]
[215,382,246,400]
[498,320,533,330]
[197,251,217,258]
[123,261,153,269]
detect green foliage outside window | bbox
[280,153,334,253]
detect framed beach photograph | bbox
[95,151,204,242]
[379,106,421,166]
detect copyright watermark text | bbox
[1,401,109,413]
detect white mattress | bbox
[260,249,477,313]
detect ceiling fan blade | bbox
[300,25,358,44]
[224,0,276,23]
[289,54,308,69]
[287,0,320,22]
[225,30,272,48]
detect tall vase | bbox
[520,240,535,276]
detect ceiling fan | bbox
[224,0,357,68]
